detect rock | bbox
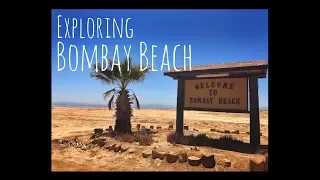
[74,137,80,143]
[142,150,152,158]
[109,126,113,131]
[98,141,106,147]
[191,146,200,151]
[224,159,231,167]
[136,124,141,129]
[188,156,201,166]
[110,131,116,137]
[152,150,158,159]
[210,128,215,132]
[158,152,166,160]
[104,145,110,150]
[152,130,158,134]
[80,145,89,151]
[113,144,121,152]
[90,134,97,139]
[178,152,188,163]
[90,139,101,145]
[71,140,78,146]
[260,133,263,136]
[60,144,69,148]
[109,144,116,151]
[98,136,107,141]
[150,125,154,129]
[139,128,158,135]
[128,149,135,154]
[224,130,230,133]
[74,142,83,148]
[168,125,173,129]
[246,132,250,135]
[88,143,95,148]
[94,128,103,134]
[152,129,158,134]
[61,139,70,144]
[231,130,240,134]
[193,128,198,132]
[249,159,266,171]
[141,126,145,129]
[121,145,130,152]
[69,140,77,146]
[157,126,161,129]
[184,126,188,130]
[166,152,178,163]
[201,154,215,168]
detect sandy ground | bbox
[51,107,268,171]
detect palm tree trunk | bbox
[114,90,132,133]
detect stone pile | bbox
[141,148,218,168]
[137,128,158,135]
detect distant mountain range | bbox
[52,102,267,110]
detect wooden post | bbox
[249,76,260,150]
[176,79,185,137]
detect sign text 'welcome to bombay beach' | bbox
[184,78,248,111]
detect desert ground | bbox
[51,107,268,171]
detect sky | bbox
[51,9,268,109]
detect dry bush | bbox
[167,132,255,153]
[138,134,153,146]
[115,134,134,143]
[113,132,153,146]
[167,132,177,143]
[132,133,141,142]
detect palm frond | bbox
[108,95,115,110]
[89,63,115,84]
[128,64,151,84]
[132,92,140,110]
[103,89,115,100]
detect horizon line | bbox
[51,101,268,110]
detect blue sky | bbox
[52,9,268,108]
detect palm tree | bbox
[90,57,149,134]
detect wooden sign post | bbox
[164,60,268,151]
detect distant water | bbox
[52,102,267,110]
[260,107,268,110]
[52,102,106,108]
[52,102,175,109]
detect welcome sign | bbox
[184,78,248,111]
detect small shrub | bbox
[166,132,252,153]
[219,135,244,143]
[138,134,153,146]
[115,134,134,143]
[112,132,153,146]
[132,133,141,142]
[195,133,207,146]
[167,132,177,143]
